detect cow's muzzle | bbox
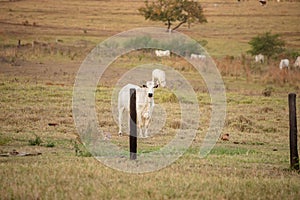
[148,93,153,98]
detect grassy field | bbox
[1,0,300,199]
[0,0,299,57]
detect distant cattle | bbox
[255,54,264,63]
[293,56,300,69]
[118,81,158,138]
[190,53,206,61]
[152,69,166,88]
[279,59,289,70]
[155,50,170,57]
[259,0,267,6]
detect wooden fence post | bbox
[289,93,299,170]
[130,88,137,160]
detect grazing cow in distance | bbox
[118,81,158,138]
[279,59,289,70]
[255,54,264,63]
[293,56,300,69]
[155,50,170,57]
[259,0,267,6]
[190,53,206,61]
[152,69,166,88]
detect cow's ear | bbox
[154,84,159,88]
[142,84,147,88]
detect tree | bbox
[138,0,207,32]
[248,32,285,60]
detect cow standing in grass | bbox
[255,54,264,63]
[279,59,289,70]
[118,81,158,138]
[190,53,206,61]
[293,56,300,69]
[155,50,170,57]
[152,69,166,88]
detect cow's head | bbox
[142,81,158,98]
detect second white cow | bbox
[190,53,206,61]
[155,50,170,57]
[118,81,158,138]
[293,56,300,69]
[279,59,289,70]
[255,54,264,63]
[152,69,166,88]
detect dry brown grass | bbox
[0,0,299,56]
[1,51,300,198]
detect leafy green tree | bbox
[248,32,285,60]
[138,0,207,32]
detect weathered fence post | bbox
[130,88,137,160]
[289,93,299,170]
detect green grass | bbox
[28,134,42,146]
[0,134,11,146]
[209,146,256,156]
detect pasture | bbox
[1,0,300,199]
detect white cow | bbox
[190,53,206,61]
[152,69,166,88]
[279,59,289,70]
[293,56,300,69]
[118,81,158,138]
[155,50,170,57]
[255,54,264,63]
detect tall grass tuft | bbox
[73,141,92,157]
[28,134,42,146]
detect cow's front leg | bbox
[118,107,124,136]
[139,127,144,138]
[144,118,151,138]
[137,120,144,138]
[144,129,148,138]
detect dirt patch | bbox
[0,60,79,85]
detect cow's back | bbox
[118,84,140,111]
[280,59,289,69]
[152,69,165,79]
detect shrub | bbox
[28,135,42,146]
[74,141,92,157]
[248,32,285,60]
[123,35,204,56]
[46,141,55,148]
[284,48,299,59]
[123,35,154,49]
